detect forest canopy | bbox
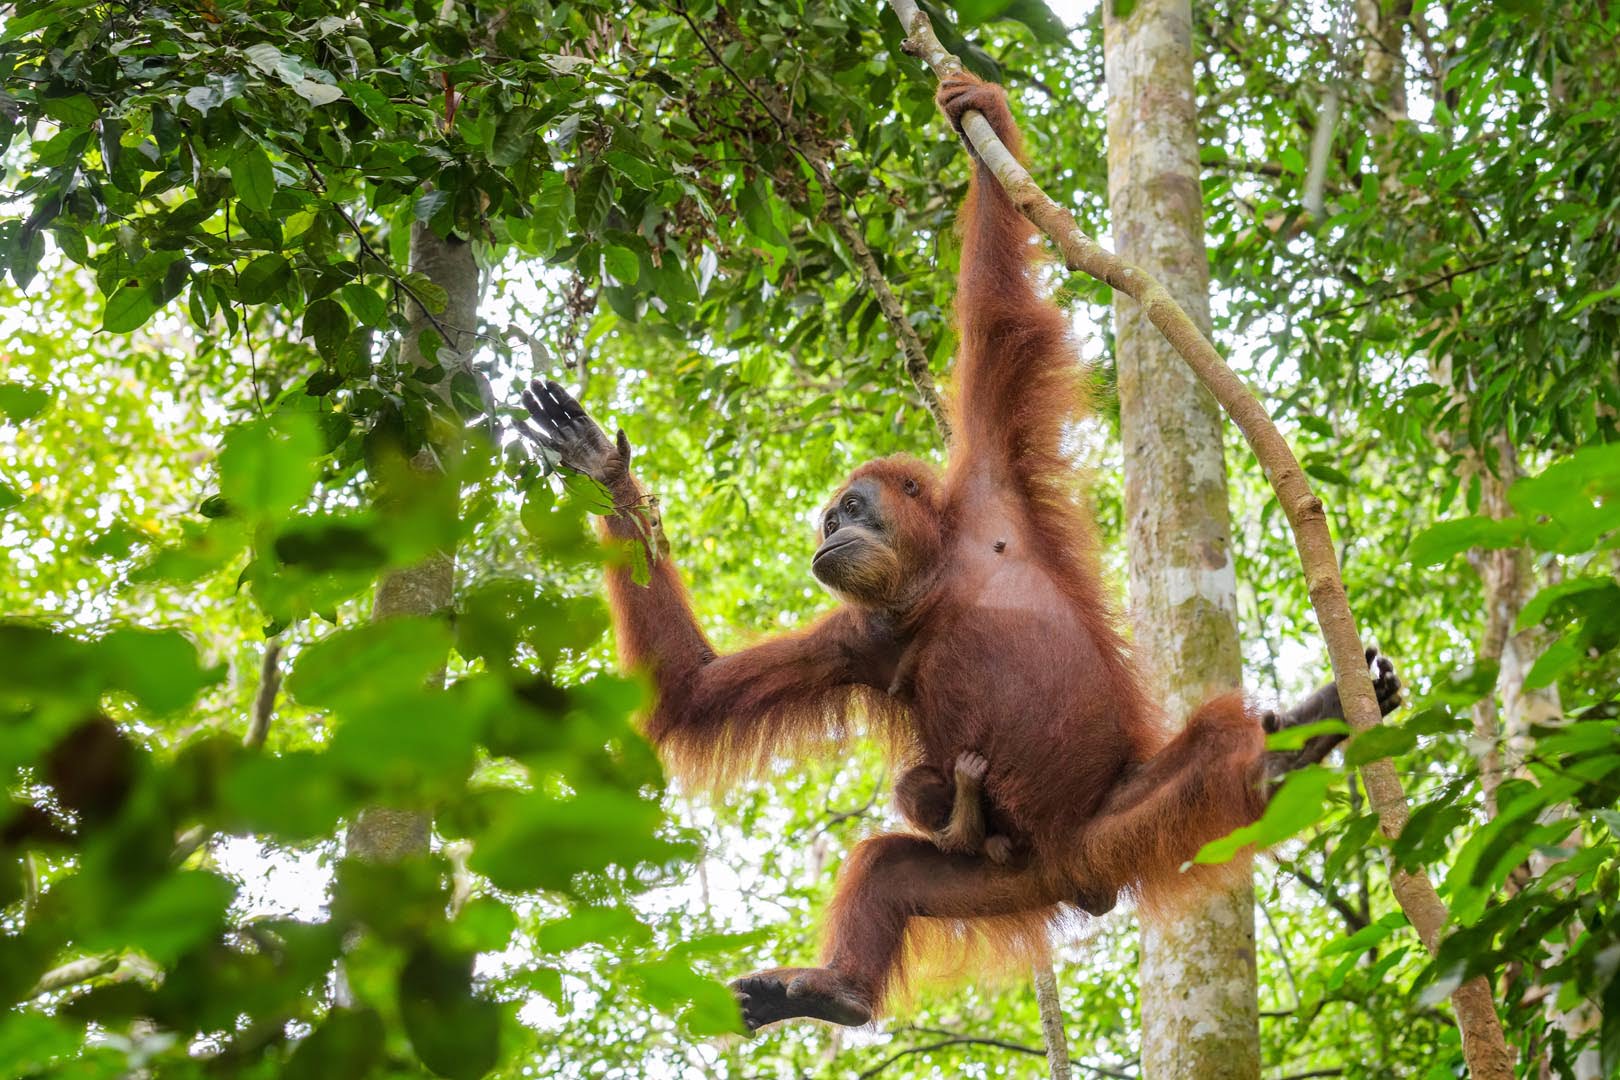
[2,0,1618,1077]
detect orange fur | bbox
[595,75,1282,1025]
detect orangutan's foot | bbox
[730,966,873,1031]
[1074,882,1118,916]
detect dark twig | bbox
[1315,257,1502,319]
[245,638,283,750]
[1290,864,1370,932]
[674,5,951,438]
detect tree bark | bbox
[1033,962,1073,1080]
[879,3,1516,1076]
[1102,2,1258,1076]
[346,222,482,864]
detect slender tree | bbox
[1102,3,1258,1074]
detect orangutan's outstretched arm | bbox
[520,379,868,785]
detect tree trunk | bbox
[1103,4,1258,1076]
[1033,962,1073,1080]
[346,223,483,864]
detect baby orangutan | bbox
[896,752,1118,915]
[900,751,1015,864]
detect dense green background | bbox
[2,0,1617,1076]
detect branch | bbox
[1314,257,1502,319]
[1033,962,1072,1080]
[26,955,118,999]
[676,5,951,439]
[886,1027,1136,1080]
[244,638,283,750]
[856,1035,1042,1079]
[880,4,1514,1077]
[1289,865,1370,933]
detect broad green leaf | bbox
[293,80,345,107]
[340,81,397,128]
[603,245,640,285]
[97,627,221,713]
[236,253,292,303]
[42,94,97,127]
[1523,637,1579,691]
[1344,722,1418,766]
[1195,765,1336,864]
[0,382,50,422]
[231,144,276,212]
[1407,515,1525,566]
[90,871,234,964]
[217,412,320,517]
[341,281,387,326]
[102,283,160,333]
[401,273,449,314]
[304,297,350,361]
[287,617,452,709]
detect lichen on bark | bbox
[1103,2,1258,1076]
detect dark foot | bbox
[730,967,872,1032]
[1264,647,1402,778]
[1368,648,1401,716]
[1074,883,1118,917]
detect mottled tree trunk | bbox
[1103,3,1258,1076]
[346,223,482,863]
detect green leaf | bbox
[401,273,449,314]
[231,144,276,212]
[1407,515,1524,566]
[1523,637,1579,691]
[1264,718,1348,751]
[304,297,351,362]
[287,617,453,710]
[0,482,22,512]
[1305,462,1351,486]
[0,382,51,422]
[217,412,321,517]
[97,627,221,713]
[398,947,503,1080]
[92,871,234,964]
[1195,765,1336,864]
[603,245,640,285]
[43,93,97,127]
[293,80,345,107]
[102,283,160,333]
[1344,722,1418,766]
[341,281,387,326]
[488,106,538,168]
[341,81,397,128]
[237,253,292,304]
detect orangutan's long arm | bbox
[935,75,1081,505]
[594,471,869,782]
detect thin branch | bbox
[891,1027,1136,1080]
[880,4,1515,1077]
[676,5,951,439]
[1257,896,1304,1012]
[1033,962,1072,1080]
[244,638,283,750]
[1290,865,1370,933]
[1314,257,1503,319]
[27,955,118,999]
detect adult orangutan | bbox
[518,73,1400,1030]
